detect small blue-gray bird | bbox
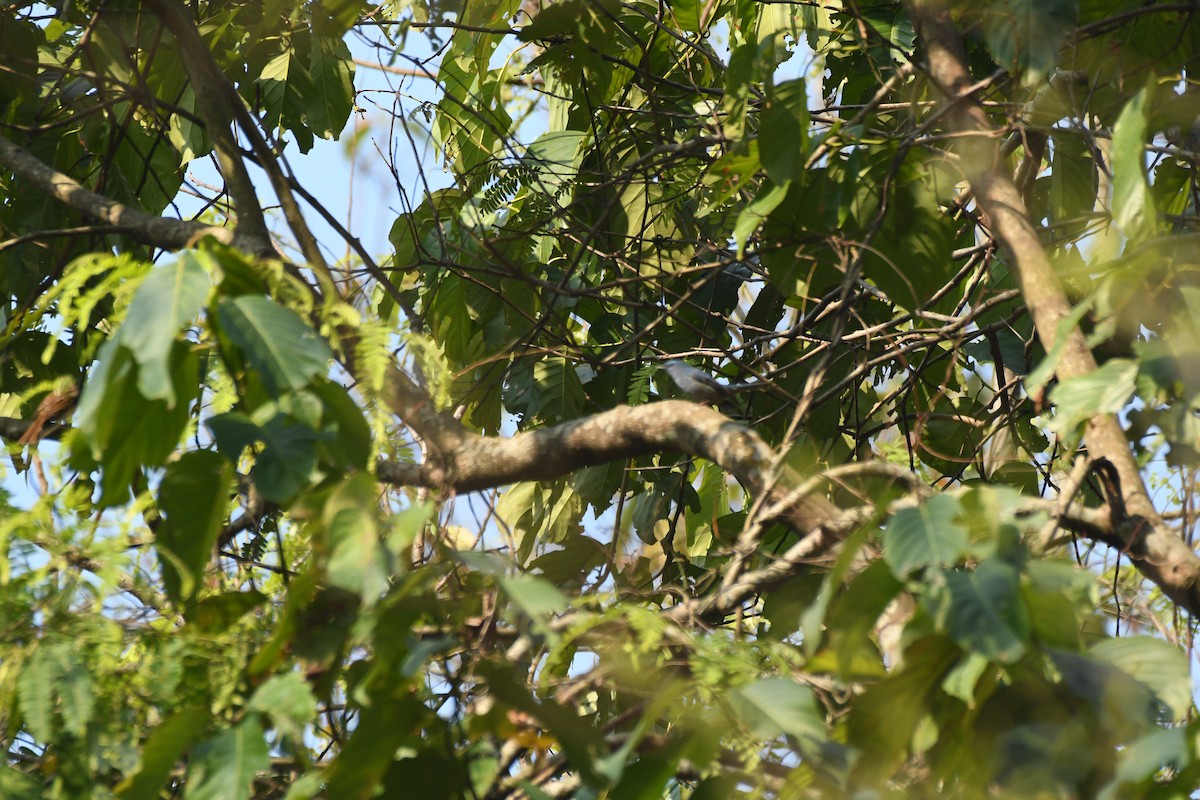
[659,360,750,413]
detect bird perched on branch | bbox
[658,360,751,414]
[19,383,79,445]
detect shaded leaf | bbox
[883,494,969,578]
[728,677,826,743]
[118,708,211,800]
[156,450,235,605]
[216,296,331,397]
[186,716,271,800]
[927,559,1030,663]
[1090,636,1191,721]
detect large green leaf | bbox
[846,636,960,782]
[73,340,199,505]
[1047,359,1137,436]
[1090,636,1192,721]
[1111,85,1156,243]
[727,677,826,743]
[759,79,807,185]
[324,692,423,800]
[980,0,1074,82]
[17,643,93,740]
[1097,726,1190,800]
[207,412,319,502]
[156,450,235,605]
[120,254,211,404]
[257,46,316,153]
[523,130,586,195]
[307,35,355,138]
[883,494,969,578]
[498,574,569,626]
[927,558,1030,663]
[216,296,331,397]
[185,716,271,800]
[323,473,389,600]
[247,673,317,744]
[118,708,211,800]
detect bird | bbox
[19,384,79,445]
[658,360,749,413]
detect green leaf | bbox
[156,450,235,605]
[185,716,271,800]
[254,416,320,502]
[927,559,1030,663]
[282,773,325,800]
[310,378,371,469]
[247,673,317,743]
[883,494,969,578]
[517,0,618,41]
[323,473,389,600]
[17,642,93,740]
[760,80,806,184]
[56,645,94,737]
[120,254,211,404]
[523,130,586,195]
[979,0,1073,82]
[734,180,789,256]
[324,693,423,800]
[1050,648,1158,738]
[189,591,268,633]
[825,559,904,674]
[317,0,368,32]
[498,574,569,640]
[16,651,53,741]
[728,677,826,743]
[846,636,960,782]
[118,707,211,800]
[941,652,991,706]
[1111,85,1156,243]
[307,36,355,138]
[1047,359,1137,436]
[74,339,200,505]
[0,766,41,799]
[258,47,317,153]
[1098,726,1190,800]
[216,296,331,397]
[528,535,606,586]
[1090,636,1192,721]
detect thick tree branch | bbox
[140,0,334,290]
[907,0,1200,613]
[377,400,840,536]
[0,133,271,255]
[138,0,273,251]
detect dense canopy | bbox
[2,0,1200,797]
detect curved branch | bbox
[377,400,840,536]
[906,0,1200,613]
